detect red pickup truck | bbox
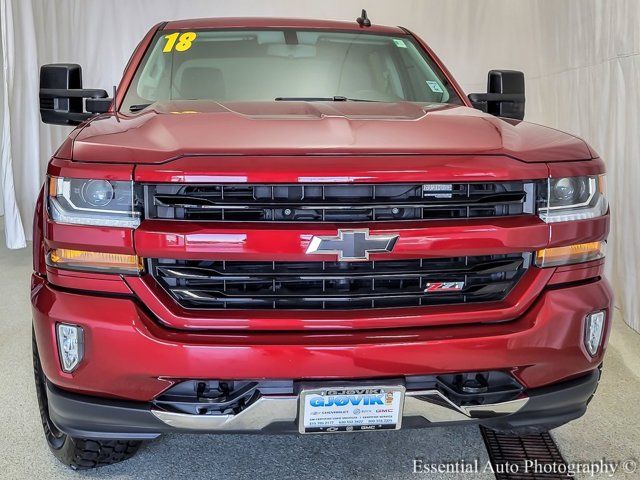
[33,14,612,470]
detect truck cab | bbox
[32,15,611,469]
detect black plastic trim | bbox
[45,369,600,439]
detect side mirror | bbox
[468,70,525,120]
[39,64,112,126]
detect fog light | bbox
[584,311,605,357]
[56,324,84,373]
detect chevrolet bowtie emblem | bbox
[306,229,399,261]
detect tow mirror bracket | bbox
[469,70,525,121]
[39,63,112,125]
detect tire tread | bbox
[63,438,141,469]
[32,329,142,470]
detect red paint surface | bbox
[134,154,549,183]
[32,274,613,401]
[33,19,613,403]
[72,102,593,164]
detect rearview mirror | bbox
[468,70,525,121]
[39,64,112,126]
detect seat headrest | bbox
[179,66,226,100]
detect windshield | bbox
[121,29,463,112]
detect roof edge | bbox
[163,17,406,35]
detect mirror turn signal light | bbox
[47,248,143,275]
[535,241,605,268]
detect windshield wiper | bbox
[275,96,378,102]
[129,103,152,112]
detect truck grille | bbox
[145,182,533,222]
[149,253,530,310]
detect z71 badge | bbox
[424,282,465,293]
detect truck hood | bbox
[70,101,594,163]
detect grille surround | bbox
[145,182,535,223]
[149,253,531,311]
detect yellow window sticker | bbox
[163,32,197,53]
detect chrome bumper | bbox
[47,370,600,439]
[150,390,529,432]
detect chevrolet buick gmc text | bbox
[32,13,612,469]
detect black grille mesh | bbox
[145,182,533,222]
[149,253,530,310]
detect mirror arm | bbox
[60,112,95,123]
[468,93,524,103]
[468,93,525,115]
[86,97,113,114]
[40,88,108,99]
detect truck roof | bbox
[163,17,407,35]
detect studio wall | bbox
[1,0,638,331]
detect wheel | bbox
[32,329,142,470]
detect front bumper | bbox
[32,274,613,402]
[45,369,600,440]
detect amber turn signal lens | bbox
[535,241,605,268]
[48,176,59,196]
[47,249,143,274]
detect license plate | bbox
[299,386,405,433]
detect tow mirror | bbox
[468,70,525,121]
[39,64,112,126]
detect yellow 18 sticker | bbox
[163,32,197,53]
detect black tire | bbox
[32,329,142,470]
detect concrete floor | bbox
[1,242,639,479]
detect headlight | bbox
[538,175,607,223]
[48,176,142,227]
